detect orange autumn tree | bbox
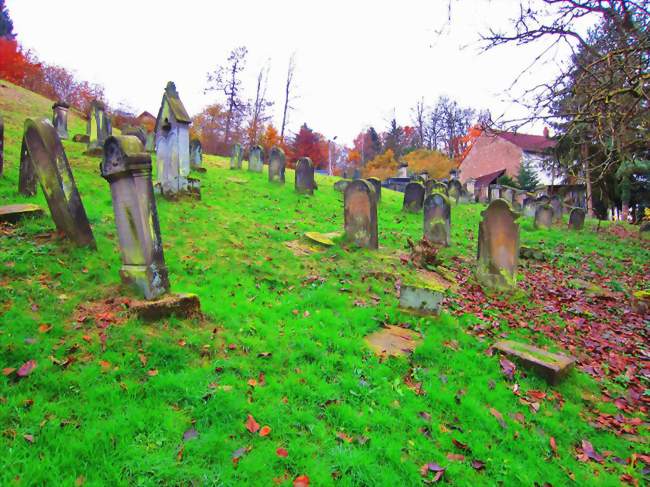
[457,124,484,162]
[260,124,289,156]
[362,149,399,180]
[403,149,456,179]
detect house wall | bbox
[459,134,523,183]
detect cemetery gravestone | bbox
[52,101,69,139]
[465,179,476,200]
[502,188,515,205]
[344,179,378,249]
[295,157,316,195]
[230,143,243,169]
[248,145,264,172]
[426,179,448,195]
[18,131,37,196]
[423,192,451,246]
[536,194,550,205]
[145,131,155,152]
[568,207,586,230]
[334,179,351,193]
[494,340,576,385]
[86,100,111,155]
[0,203,44,223]
[448,179,462,204]
[523,198,536,218]
[489,185,501,202]
[268,146,286,183]
[534,204,553,229]
[366,177,382,202]
[550,196,563,223]
[403,181,425,212]
[122,126,147,146]
[190,139,204,172]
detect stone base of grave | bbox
[72,134,90,143]
[365,325,421,357]
[399,284,444,315]
[190,165,207,173]
[154,181,201,201]
[0,204,44,223]
[493,340,576,385]
[129,293,201,321]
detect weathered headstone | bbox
[248,145,264,172]
[522,198,536,218]
[333,179,351,193]
[190,138,204,171]
[426,179,448,195]
[403,181,425,212]
[568,207,585,230]
[536,194,550,205]
[423,192,451,246]
[489,185,501,202]
[230,143,243,169]
[0,113,3,176]
[493,340,575,385]
[18,131,37,196]
[86,100,111,155]
[268,146,286,183]
[23,118,96,248]
[476,199,520,289]
[0,203,44,223]
[52,101,69,139]
[344,179,378,249]
[122,126,147,146]
[502,188,515,205]
[534,204,554,229]
[399,283,444,315]
[366,177,382,202]
[550,195,563,223]
[295,157,316,195]
[465,179,476,200]
[448,179,462,204]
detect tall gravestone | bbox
[190,139,202,167]
[248,145,264,172]
[344,179,378,249]
[86,100,111,154]
[230,143,243,169]
[423,192,451,246]
[18,131,37,196]
[295,157,316,195]
[522,198,536,217]
[23,118,95,248]
[448,179,462,204]
[268,146,286,183]
[550,196,563,223]
[534,204,554,229]
[568,207,586,230]
[0,113,4,177]
[477,199,520,289]
[403,181,425,212]
[101,136,170,299]
[465,179,476,201]
[52,101,69,139]
[366,177,382,202]
[426,179,448,196]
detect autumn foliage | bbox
[403,149,457,179]
[289,124,328,169]
[362,149,399,180]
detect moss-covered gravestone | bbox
[426,179,447,196]
[23,118,96,248]
[52,101,69,139]
[230,143,243,169]
[295,157,316,195]
[448,179,462,204]
[423,192,451,246]
[403,181,425,212]
[145,131,155,152]
[366,177,382,202]
[268,146,286,183]
[522,197,535,217]
[122,126,147,146]
[493,340,575,385]
[477,199,520,289]
[86,100,111,155]
[18,130,37,196]
[568,207,585,230]
[248,145,264,172]
[550,195,563,223]
[534,204,553,229]
[344,179,378,249]
[502,188,514,205]
[190,139,204,171]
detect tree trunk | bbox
[582,144,594,217]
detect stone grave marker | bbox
[493,340,576,385]
[333,179,351,193]
[536,194,550,205]
[86,100,111,155]
[366,177,382,202]
[0,203,44,223]
[465,179,476,200]
[145,131,155,152]
[268,146,286,183]
[18,131,37,196]
[423,192,451,246]
[122,126,147,146]
[534,204,553,229]
[230,143,243,169]
[568,207,586,230]
[344,179,378,249]
[365,325,421,357]
[522,197,536,217]
[295,157,316,195]
[403,181,425,212]
[190,139,204,172]
[426,179,448,195]
[502,188,515,205]
[248,145,264,172]
[448,179,462,203]
[52,101,69,139]
[476,199,520,289]
[399,283,444,315]
[489,185,501,202]
[550,195,563,223]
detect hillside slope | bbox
[1,81,648,486]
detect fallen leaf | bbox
[452,438,470,451]
[2,368,15,376]
[471,459,486,471]
[489,407,507,428]
[447,453,465,461]
[38,324,52,333]
[336,431,353,443]
[247,379,258,387]
[99,360,111,371]
[581,439,603,463]
[499,357,516,381]
[293,475,310,487]
[420,463,445,482]
[23,434,34,443]
[17,360,37,377]
[550,437,558,455]
[245,414,260,433]
[232,445,251,467]
[259,426,271,437]
[176,445,184,462]
[276,447,288,457]
[139,354,148,367]
[183,428,198,441]
[147,369,158,377]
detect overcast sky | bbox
[7,0,588,144]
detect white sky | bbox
[6,0,589,145]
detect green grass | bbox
[1,80,648,486]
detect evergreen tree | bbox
[0,0,14,39]
[517,161,540,191]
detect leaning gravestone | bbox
[423,192,451,246]
[248,145,264,172]
[18,131,37,196]
[268,146,286,183]
[86,100,111,155]
[344,179,378,249]
[448,179,462,204]
[23,118,96,248]
[366,177,382,202]
[190,139,204,171]
[534,204,553,229]
[568,207,586,230]
[477,199,520,289]
[230,143,243,169]
[550,196,563,223]
[295,157,316,195]
[403,181,425,212]
[0,113,4,176]
[52,101,69,139]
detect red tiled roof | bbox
[497,132,556,153]
[474,168,505,188]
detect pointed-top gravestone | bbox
[366,177,382,202]
[230,143,243,169]
[268,146,286,183]
[295,157,316,195]
[86,100,111,155]
[0,113,4,177]
[448,179,462,204]
[248,145,264,172]
[403,181,425,212]
[550,195,563,223]
[477,199,520,289]
[52,101,69,139]
[568,207,586,230]
[344,179,378,249]
[534,204,554,229]
[423,192,451,246]
[23,118,95,248]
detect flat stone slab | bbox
[493,340,576,385]
[129,293,201,321]
[226,177,248,184]
[304,231,341,247]
[365,325,422,357]
[284,239,324,256]
[0,204,44,223]
[399,284,444,315]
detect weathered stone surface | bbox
[23,118,96,248]
[268,146,286,183]
[426,179,448,195]
[403,181,425,212]
[493,340,576,385]
[129,293,201,321]
[190,138,204,171]
[101,135,169,299]
[448,179,462,204]
[122,126,147,146]
[477,199,520,289]
[423,192,451,246]
[522,198,536,217]
[365,325,421,357]
[52,101,69,139]
[536,194,550,205]
[145,132,155,152]
[248,145,264,172]
[399,284,444,315]
[295,157,316,194]
[489,185,501,202]
[534,204,554,229]
[568,207,585,230]
[502,188,515,205]
[86,100,111,154]
[333,179,351,193]
[366,177,382,202]
[230,143,243,169]
[304,231,340,246]
[344,179,378,249]
[550,195,563,223]
[0,203,44,223]
[18,132,37,196]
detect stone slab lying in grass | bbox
[129,293,201,321]
[304,231,341,247]
[365,325,421,357]
[399,283,444,315]
[493,340,576,385]
[0,203,44,223]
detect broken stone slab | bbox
[399,283,444,315]
[493,340,576,385]
[365,325,422,357]
[304,231,341,247]
[0,204,44,223]
[226,177,248,184]
[129,293,201,321]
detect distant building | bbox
[136,111,157,131]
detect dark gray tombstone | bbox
[248,145,264,172]
[0,113,3,176]
[534,204,554,229]
[86,100,111,154]
[230,143,243,169]
[52,101,69,139]
[190,139,203,170]
[101,135,170,299]
[423,192,451,246]
[448,179,462,204]
[403,182,425,212]
[426,179,448,195]
[18,131,37,196]
[477,199,520,289]
[568,207,586,230]
[344,179,378,249]
[295,157,316,195]
[550,196,563,223]
[523,198,536,218]
[366,177,382,202]
[23,118,95,248]
[268,146,286,183]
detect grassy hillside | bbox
[1,80,648,486]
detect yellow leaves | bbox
[402,149,456,179]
